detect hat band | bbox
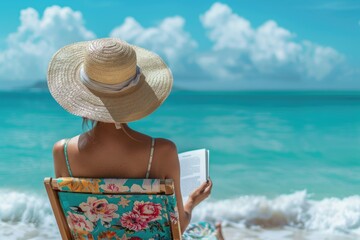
[80,66,142,94]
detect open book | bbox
[179,149,209,202]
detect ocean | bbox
[0,90,359,239]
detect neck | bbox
[92,122,129,136]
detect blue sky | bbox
[0,0,359,90]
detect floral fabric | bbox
[56,178,216,239]
[55,178,160,194]
[59,192,175,239]
[183,222,217,240]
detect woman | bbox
[48,38,224,239]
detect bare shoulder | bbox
[52,139,67,177]
[154,138,178,154]
[153,138,180,178]
[53,139,67,159]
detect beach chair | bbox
[44,177,182,240]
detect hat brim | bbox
[47,41,173,123]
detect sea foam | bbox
[0,190,359,239]
[193,190,360,235]
[0,190,59,239]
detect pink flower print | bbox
[100,179,129,193]
[66,212,94,232]
[120,212,148,231]
[170,206,179,224]
[170,212,178,224]
[133,201,162,222]
[80,197,119,225]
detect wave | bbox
[0,190,59,239]
[193,190,360,236]
[1,190,359,239]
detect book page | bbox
[178,149,209,202]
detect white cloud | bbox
[198,2,344,82]
[0,6,95,81]
[299,41,344,80]
[0,3,355,89]
[200,2,253,51]
[110,16,197,73]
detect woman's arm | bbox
[164,141,191,232]
[163,140,212,233]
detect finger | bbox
[205,179,212,189]
[204,187,211,195]
[204,180,213,194]
[191,181,208,195]
[204,184,212,193]
[198,181,208,191]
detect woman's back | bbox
[53,123,177,180]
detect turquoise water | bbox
[1,90,360,239]
[0,90,359,199]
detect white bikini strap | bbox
[145,138,155,179]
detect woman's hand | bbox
[185,179,213,211]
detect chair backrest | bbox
[44,177,181,240]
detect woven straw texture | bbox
[47,38,173,123]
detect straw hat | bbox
[47,38,173,124]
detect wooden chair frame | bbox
[44,177,182,240]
